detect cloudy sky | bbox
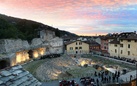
[0,0,137,36]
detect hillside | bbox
[0,14,78,41]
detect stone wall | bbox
[0,39,29,54]
[48,37,63,54]
[40,30,55,41]
[0,36,63,68]
[30,38,43,49]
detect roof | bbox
[119,33,137,40]
[64,40,89,45]
[109,39,120,44]
[89,40,100,46]
[100,36,108,40]
[0,65,41,86]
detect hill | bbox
[0,14,78,41]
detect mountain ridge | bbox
[0,14,78,41]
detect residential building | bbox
[89,40,101,52]
[109,32,137,60]
[65,40,89,54]
[100,36,109,52]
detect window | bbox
[114,44,117,47]
[80,51,81,53]
[128,40,131,42]
[79,47,82,49]
[135,40,137,42]
[121,50,123,54]
[121,40,123,42]
[120,44,123,47]
[115,49,117,53]
[128,51,130,55]
[128,44,130,48]
[75,47,78,49]
[76,42,77,45]
[79,42,82,45]
[70,47,73,50]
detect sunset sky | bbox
[0,0,137,36]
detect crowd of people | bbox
[59,80,79,86]
[79,70,121,86]
[40,54,61,59]
[58,70,121,86]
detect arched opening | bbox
[0,60,9,70]
[28,50,33,59]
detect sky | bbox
[0,0,137,36]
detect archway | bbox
[0,60,9,69]
[28,50,33,59]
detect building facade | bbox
[109,32,137,60]
[101,37,109,52]
[65,40,89,54]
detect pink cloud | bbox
[1,0,136,20]
[0,0,137,36]
[1,0,137,10]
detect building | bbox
[89,40,101,52]
[100,36,109,52]
[109,32,137,60]
[65,40,89,54]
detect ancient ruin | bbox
[0,29,63,70]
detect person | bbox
[76,84,79,86]
[118,71,120,77]
[109,76,111,82]
[130,75,132,81]
[91,81,94,86]
[98,72,101,78]
[71,80,75,86]
[94,71,97,76]
[96,78,99,84]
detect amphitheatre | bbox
[23,54,136,82]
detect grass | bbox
[66,66,99,78]
[22,59,47,75]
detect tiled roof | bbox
[89,40,100,46]
[64,40,89,45]
[0,65,41,86]
[109,39,120,44]
[119,33,137,40]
